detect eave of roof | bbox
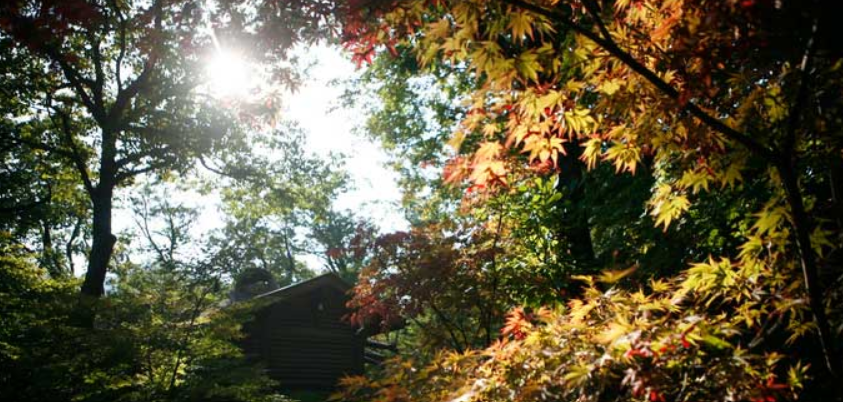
[252,272,351,302]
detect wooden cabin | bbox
[242,273,364,390]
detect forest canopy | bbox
[2,1,843,402]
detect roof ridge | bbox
[253,272,350,300]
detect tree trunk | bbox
[829,155,843,231]
[556,145,596,270]
[40,218,60,277]
[282,228,295,283]
[80,124,118,298]
[777,160,841,383]
[80,186,117,297]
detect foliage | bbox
[337,0,843,400]
[309,206,378,283]
[0,234,287,402]
[349,219,509,354]
[336,274,809,402]
[210,123,369,285]
[0,0,341,296]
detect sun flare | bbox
[206,51,251,97]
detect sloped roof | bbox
[253,272,351,302]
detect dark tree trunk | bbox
[80,127,118,298]
[40,218,59,276]
[80,187,116,297]
[830,155,843,231]
[556,144,596,270]
[777,160,841,383]
[65,215,82,276]
[282,229,295,283]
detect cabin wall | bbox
[244,287,363,390]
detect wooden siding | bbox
[243,278,363,390]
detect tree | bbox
[212,123,351,285]
[0,0,334,297]
[309,207,377,283]
[0,228,287,402]
[348,219,510,354]
[339,0,843,398]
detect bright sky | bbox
[107,43,406,274]
[286,44,406,233]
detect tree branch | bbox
[109,0,128,91]
[502,0,776,161]
[107,0,163,128]
[52,110,95,196]
[86,29,106,109]
[132,195,170,266]
[116,145,171,169]
[115,161,170,183]
[65,215,84,276]
[43,46,107,124]
[783,14,819,154]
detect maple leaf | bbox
[597,265,637,284]
[482,123,498,138]
[604,142,640,174]
[501,307,532,340]
[650,184,690,230]
[508,11,534,40]
[598,79,622,95]
[516,51,541,83]
[720,161,744,188]
[474,141,503,162]
[580,137,603,170]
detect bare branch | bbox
[132,194,170,266]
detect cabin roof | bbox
[253,272,351,302]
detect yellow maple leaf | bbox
[580,137,603,170]
[507,11,534,40]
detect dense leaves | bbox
[0,240,287,402]
[3,0,843,401]
[337,0,843,401]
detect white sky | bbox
[287,44,406,233]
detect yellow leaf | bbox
[580,137,603,170]
[516,51,541,83]
[448,130,466,151]
[475,141,503,161]
[751,206,788,236]
[597,265,637,284]
[649,184,690,230]
[720,161,744,188]
[508,11,534,40]
[604,142,640,174]
[563,364,591,387]
[598,79,621,95]
[810,225,836,257]
[482,123,498,138]
[536,90,563,111]
[596,321,630,344]
[678,169,711,194]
